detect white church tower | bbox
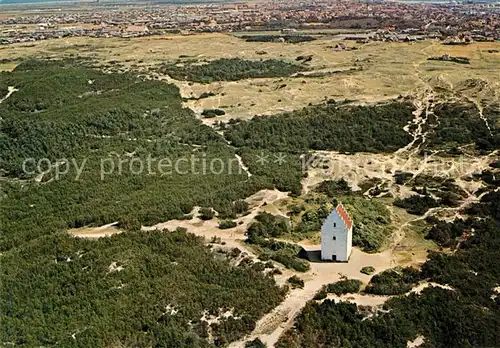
[321,202,353,262]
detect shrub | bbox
[202,109,226,118]
[315,179,352,197]
[360,266,375,275]
[252,262,266,272]
[272,251,310,272]
[313,288,328,300]
[287,275,304,289]
[219,220,237,229]
[245,338,266,348]
[343,197,392,253]
[230,248,242,258]
[161,58,306,83]
[199,207,215,220]
[326,279,362,295]
[233,200,249,215]
[288,204,305,215]
[247,212,289,239]
[364,267,420,295]
[394,195,440,215]
[247,235,310,272]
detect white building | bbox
[321,203,353,262]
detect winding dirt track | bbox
[0,86,18,104]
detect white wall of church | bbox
[321,210,352,262]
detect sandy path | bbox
[235,154,252,178]
[0,86,18,104]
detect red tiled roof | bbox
[336,203,353,230]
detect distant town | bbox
[0,0,499,45]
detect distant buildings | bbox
[0,0,498,45]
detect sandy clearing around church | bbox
[228,247,395,348]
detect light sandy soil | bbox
[407,335,425,348]
[409,282,455,295]
[68,222,123,238]
[325,292,391,307]
[142,189,289,255]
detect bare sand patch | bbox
[407,335,425,348]
[409,281,455,295]
[325,293,390,307]
[68,222,123,238]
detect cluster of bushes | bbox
[216,199,250,220]
[247,212,290,239]
[364,267,420,295]
[360,266,375,275]
[245,213,309,272]
[326,279,363,295]
[424,217,470,247]
[292,204,331,236]
[426,103,499,152]
[343,197,392,253]
[315,278,362,300]
[225,102,414,154]
[287,276,305,289]
[160,58,306,83]
[237,149,303,196]
[201,108,225,118]
[245,338,267,348]
[219,220,237,229]
[261,249,310,272]
[474,169,500,188]
[394,174,467,210]
[314,179,352,197]
[199,207,215,220]
[250,236,310,272]
[394,194,440,215]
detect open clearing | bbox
[68,222,123,238]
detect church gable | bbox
[336,203,353,230]
[322,210,344,231]
[322,203,352,231]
